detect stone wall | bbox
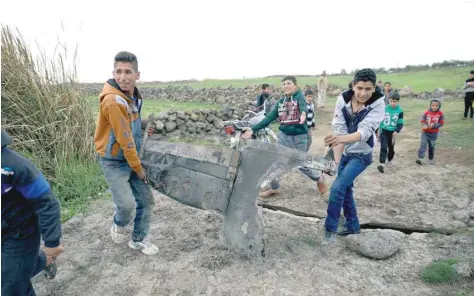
[147,107,245,141]
[81,84,343,109]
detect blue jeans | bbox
[270,132,321,190]
[418,132,438,160]
[2,226,46,296]
[99,159,155,242]
[324,153,372,232]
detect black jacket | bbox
[1,130,62,247]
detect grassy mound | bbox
[421,259,459,284]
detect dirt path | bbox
[32,108,474,296]
[33,192,473,296]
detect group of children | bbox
[248,68,453,243]
[255,76,449,178]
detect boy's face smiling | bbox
[306,95,313,103]
[430,101,440,111]
[113,62,140,95]
[263,87,271,94]
[352,81,374,103]
[389,99,398,108]
[282,80,297,96]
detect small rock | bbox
[154,120,165,131]
[344,229,403,260]
[195,122,206,129]
[451,196,470,209]
[185,121,194,127]
[432,87,445,101]
[165,121,177,132]
[448,220,468,230]
[53,269,75,286]
[198,114,206,122]
[452,210,470,224]
[156,111,168,121]
[62,213,84,232]
[168,113,177,121]
[177,111,186,119]
[190,113,198,121]
[454,262,472,278]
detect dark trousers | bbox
[325,153,372,232]
[464,92,474,118]
[379,129,395,163]
[1,226,47,296]
[418,132,438,160]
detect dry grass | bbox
[1,25,107,220]
[1,25,96,178]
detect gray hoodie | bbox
[464,78,474,93]
[332,90,385,155]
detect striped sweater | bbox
[306,100,315,128]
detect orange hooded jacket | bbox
[94,79,144,173]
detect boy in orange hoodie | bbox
[94,51,158,255]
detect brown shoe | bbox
[317,179,327,194]
[259,189,280,199]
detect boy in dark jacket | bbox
[416,99,445,165]
[256,83,271,112]
[1,130,64,296]
[463,70,474,119]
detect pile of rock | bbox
[148,107,245,140]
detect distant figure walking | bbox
[318,71,328,108]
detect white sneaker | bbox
[111,224,127,244]
[128,236,159,255]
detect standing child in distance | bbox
[383,82,393,105]
[377,92,404,173]
[256,83,271,113]
[304,89,316,151]
[463,70,474,120]
[416,99,444,165]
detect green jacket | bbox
[251,89,308,135]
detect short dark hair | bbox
[281,76,297,85]
[114,51,138,72]
[391,92,400,101]
[384,81,391,86]
[304,89,315,96]
[262,83,270,90]
[377,80,383,83]
[354,69,377,85]
[470,70,474,75]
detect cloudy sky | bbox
[2,0,472,83]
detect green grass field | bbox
[139,67,473,93]
[312,97,473,150]
[88,96,223,117]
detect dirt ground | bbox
[33,108,474,296]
